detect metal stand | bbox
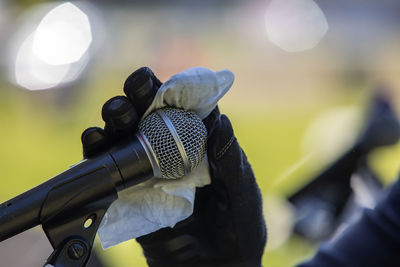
[0,146,144,266]
[42,194,116,267]
[36,166,119,267]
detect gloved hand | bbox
[81,67,267,267]
[356,90,400,153]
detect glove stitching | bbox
[216,135,236,160]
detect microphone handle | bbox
[0,136,153,242]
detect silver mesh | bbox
[138,108,207,179]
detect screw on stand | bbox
[68,241,86,260]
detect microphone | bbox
[0,107,207,242]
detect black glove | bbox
[81,67,267,267]
[356,90,400,153]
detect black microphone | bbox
[0,107,207,242]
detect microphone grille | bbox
[138,108,207,179]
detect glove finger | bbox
[123,67,162,118]
[207,114,267,260]
[82,67,160,159]
[102,96,139,139]
[202,106,220,138]
[81,127,110,158]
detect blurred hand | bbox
[81,67,267,267]
[357,90,400,153]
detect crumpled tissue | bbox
[97,67,234,249]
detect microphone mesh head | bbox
[138,108,207,179]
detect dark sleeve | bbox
[297,175,400,267]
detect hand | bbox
[356,90,400,153]
[81,67,267,267]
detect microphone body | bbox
[0,108,207,243]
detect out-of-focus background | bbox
[0,0,399,266]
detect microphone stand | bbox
[0,167,118,267]
[40,170,118,267]
[42,197,116,267]
[0,134,155,266]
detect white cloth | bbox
[97,67,234,249]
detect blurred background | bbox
[0,0,400,266]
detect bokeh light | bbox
[265,0,328,52]
[301,107,362,166]
[15,33,72,90]
[11,1,92,91]
[33,2,92,66]
[263,195,295,250]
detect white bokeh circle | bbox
[265,0,328,52]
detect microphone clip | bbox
[41,168,118,267]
